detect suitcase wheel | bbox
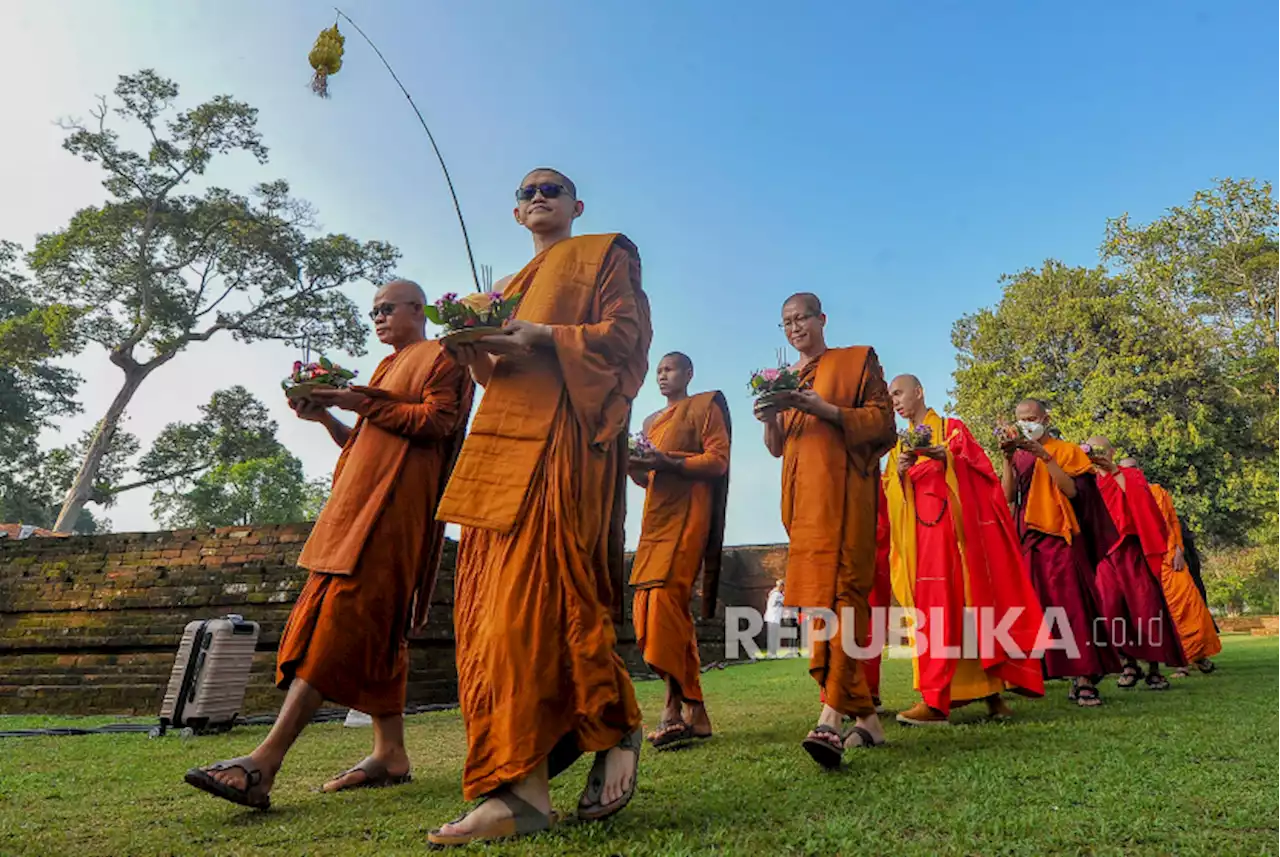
[147,726,163,740]
[179,727,195,740]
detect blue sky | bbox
[5,1,1276,545]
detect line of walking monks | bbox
[182,168,1223,847]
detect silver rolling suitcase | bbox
[154,614,260,737]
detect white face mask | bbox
[1018,420,1046,441]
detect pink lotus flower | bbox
[760,368,781,383]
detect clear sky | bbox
[5,1,1276,545]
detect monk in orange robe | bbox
[628,352,730,750]
[1000,399,1121,707]
[1118,458,1221,677]
[1084,437,1186,690]
[428,169,651,847]
[756,292,896,769]
[884,376,1045,726]
[185,280,473,810]
[865,482,892,714]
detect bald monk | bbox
[1117,457,1220,677]
[184,280,473,809]
[1000,399,1120,707]
[628,352,730,750]
[1083,438,1186,690]
[885,376,1045,726]
[756,292,896,768]
[428,169,651,846]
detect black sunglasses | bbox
[368,301,420,321]
[515,183,572,202]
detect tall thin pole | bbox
[334,7,482,293]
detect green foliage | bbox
[157,451,328,529]
[952,179,1278,547]
[1202,516,1279,614]
[20,69,399,530]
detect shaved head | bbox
[1087,435,1114,453]
[662,351,693,372]
[375,279,427,304]
[1017,398,1049,419]
[1118,457,1138,469]
[783,292,822,315]
[522,167,576,198]
[891,374,922,391]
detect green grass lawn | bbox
[1,635,1276,856]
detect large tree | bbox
[0,241,84,526]
[157,452,329,529]
[951,260,1251,542]
[27,70,399,532]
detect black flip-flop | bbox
[649,719,694,750]
[802,724,845,770]
[1072,683,1103,707]
[1116,665,1143,688]
[184,755,271,810]
[1196,658,1216,674]
[842,725,886,750]
[1145,673,1170,691]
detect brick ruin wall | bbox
[0,525,786,716]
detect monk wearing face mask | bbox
[998,399,1120,707]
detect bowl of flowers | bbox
[282,357,357,401]
[426,290,522,347]
[628,431,656,458]
[898,424,934,454]
[748,362,801,410]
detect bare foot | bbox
[986,695,1014,720]
[321,750,411,792]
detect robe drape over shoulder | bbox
[437,233,651,801]
[779,346,895,718]
[1149,483,1222,663]
[1088,466,1186,666]
[884,412,1045,713]
[630,391,731,702]
[278,340,472,715]
[1012,443,1121,680]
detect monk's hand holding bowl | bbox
[477,320,550,357]
[1018,437,1052,462]
[307,387,366,412]
[790,389,840,423]
[917,445,948,461]
[753,398,781,423]
[289,398,329,423]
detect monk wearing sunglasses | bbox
[429,169,651,847]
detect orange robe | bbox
[864,483,892,699]
[885,412,1045,714]
[277,341,472,716]
[630,391,731,703]
[780,346,896,718]
[437,234,651,801]
[1150,483,1222,663]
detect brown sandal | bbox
[577,728,643,822]
[427,791,554,848]
[322,757,412,792]
[802,724,845,769]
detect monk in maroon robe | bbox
[1001,399,1120,707]
[1082,437,1186,689]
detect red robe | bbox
[1092,466,1186,666]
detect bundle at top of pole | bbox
[307,10,481,293]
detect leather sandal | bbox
[577,728,643,822]
[427,791,554,848]
[184,755,271,810]
[322,757,412,792]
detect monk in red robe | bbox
[885,376,1045,726]
[865,482,892,714]
[185,280,473,809]
[756,292,896,768]
[1001,399,1120,707]
[1084,439,1187,689]
[429,169,651,846]
[628,352,730,750]
[1119,458,1221,677]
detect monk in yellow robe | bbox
[884,376,1045,727]
[1119,458,1221,676]
[629,352,730,750]
[185,280,473,809]
[756,292,896,769]
[429,169,651,847]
